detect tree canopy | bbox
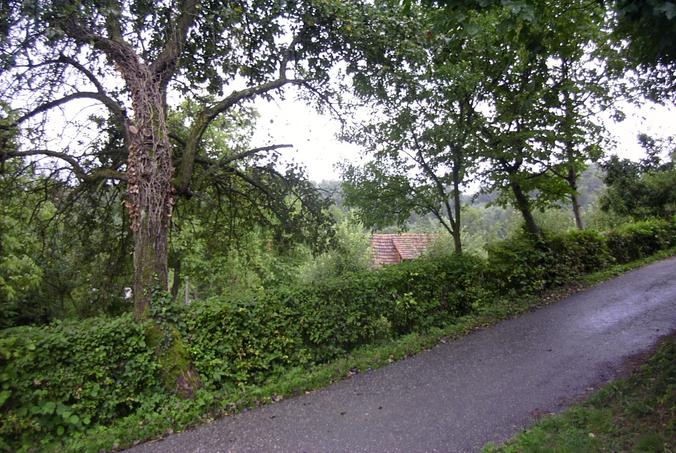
[0,0,359,317]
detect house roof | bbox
[370,233,438,266]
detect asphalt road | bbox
[127,257,676,453]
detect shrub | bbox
[606,218,675,263]
[487,228,614,293]
[377,254,487,333]
[2,219,673,451]
[545,229,613,283]
[485,234,551,295]
[0,315,160,451]
[183,296,307,389]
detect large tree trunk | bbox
[124,69,174,320]
[510,180,540,237]
[123,67,200,398]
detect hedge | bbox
[1,218,674,451]
[0,315,160,451]
[486,218,675,294]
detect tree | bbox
[476,0,615,236]
[166,101,334,300]
[341,4,498,254]
[611,0,676,102]
[0,162,46,327]
[0,0,353,318]
[541,1,612,229]
[601,135,676,219]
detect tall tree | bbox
[0,0,352,318]
[601,135,676,219]
[477,0,615,236]
[542,1,612,229]
[611,0,676,102]
[341,4,496,253]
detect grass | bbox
[482,336,675,453]
[67,248,676,452]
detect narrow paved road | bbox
[128,257,676,453]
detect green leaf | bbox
[0,390,10,407]
[42,401,56,415]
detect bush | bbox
[545,229,613,284]
[485,234,552,295]
[0,315,161,451]
[487,228,615,294]
[377,254,487,334]
[606,218,676,263]
[183,296,307,389]
[2,219,674,451]
[284,253,487,362]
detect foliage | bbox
[340,3,502,253]
[0,167,46,327]
[600,143,676,220]
[0,0,359,314]
[1,219,674,451]
[611,0,676,101]
[296,212,371,285]
[605,218,676,264]
[0,315,160,451]
[485,218,674,295]
[476,0,613,236]
[182,295,307,390]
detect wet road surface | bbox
[127,257,676,453]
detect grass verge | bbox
[67,249,676,452]
[482,335,675,453]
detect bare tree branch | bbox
[2,149,127,182]
[15,92,122,126]
[56,54,127,123]
[176,77,305,192]
[221,144,293,165]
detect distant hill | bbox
[316,164,607,232]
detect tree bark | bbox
[124,68,174,320]
[568,165,584,230]
[560,59,584,230]
[510,180,540,237]
[451,163,463,255]
[170,257,182,302]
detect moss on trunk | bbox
[145,323,200,398]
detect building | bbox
[370,233,439,267]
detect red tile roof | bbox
[370,233,439,267]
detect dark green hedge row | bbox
[1,218,674,450]
[487,218,676,295]
[183,252,486,391]
[0,315,159,451]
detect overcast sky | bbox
[252,93,675,183]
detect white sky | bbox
[252,95,362,183]
[253,94,675,182]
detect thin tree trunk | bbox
[510,180,540,237]
[561,59,584,230]
[170,258,181,301]
[569,166,584,230]
[451,164,463,255]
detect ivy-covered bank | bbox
[1,219,675,451]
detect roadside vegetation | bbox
[1,218,674,452]
[484,335,675,453]
[1,0,675,451]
